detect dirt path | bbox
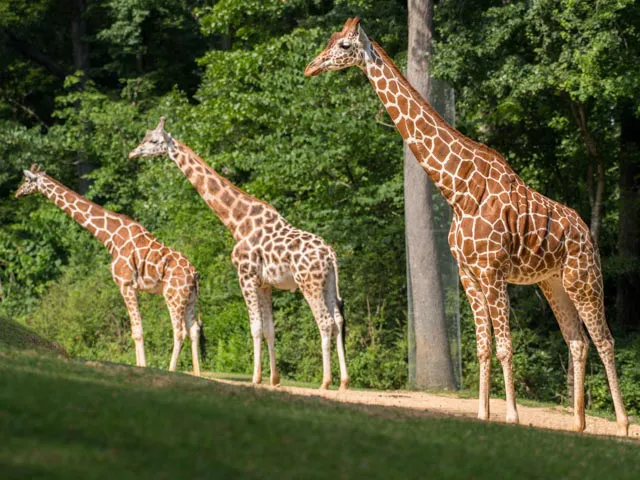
[213,377,639,439]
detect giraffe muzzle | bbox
[304,59,325,77]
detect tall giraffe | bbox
[305,17,628,435]
[15,164,204,376]
[129,118,349,390]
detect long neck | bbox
[363,42,515,208]
[167,139,278,241]
[38,175,119,248]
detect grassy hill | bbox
[1,318,639,479]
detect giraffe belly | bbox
[262,264,298,292]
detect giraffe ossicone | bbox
[16,164,205,376]
[129,118,350,390]
[306,17,628,435]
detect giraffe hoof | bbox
[270,375,281,387]
[574,418,585,433]
[319,382,330,390]
[506,413,519,425]
[339,378,350,391]
[617,422,629,437]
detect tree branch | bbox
[1,28,68,79]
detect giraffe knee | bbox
[174,328,186,342]
[569,339,589,362]
[476,344,491,362]
[250,322,262,339]
[131,330,143,342]
[495,345,512,364]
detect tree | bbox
[405,0,455,389]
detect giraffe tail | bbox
[195,272,207,362]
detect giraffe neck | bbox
[38,175,119,248]
[363,41,515,209]
[167,138,278,241]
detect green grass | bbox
[1,322,639,479]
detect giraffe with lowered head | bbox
[15,164,204,375]
[129,118,349,390]
[305,17,628,435]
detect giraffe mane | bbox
[174,140,275,210]
[370,40,511,169]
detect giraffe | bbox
[128,118,349,390]
[305,17,628,435]
[15,164,204,376]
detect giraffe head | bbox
[304,17,371,77]
[15,164,45,198]
[128,116,173,159]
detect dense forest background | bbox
[1,0,639,414]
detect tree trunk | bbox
[70,0,93,194]
[616,102,640,328]
[405,0,455,389]
[571,101,604,244]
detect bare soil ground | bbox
[213,377,640,439]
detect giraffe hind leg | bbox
[562,264,629,436]
[185,284,202,377]
[325,268,349,390]
[303,288,334,390]
[165,287,189,373]
[539,275,588,433]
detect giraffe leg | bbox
[334,307,349,391]
[120,285,146,367]
[240,277,265,385]
[167,306,186,373]
[479,270,519,425]
[165,284,191,373]
[563,264,629,436]
[539,275,588,432]
[327,271,349,390]
[259,286,280,387]
[185,285,201,377]
[303,289,334,390]
[460,271,492,421]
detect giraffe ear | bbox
[161,130,174,147]
[24,170,38,180]
[29,163,41,173]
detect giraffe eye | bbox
[339,41,351,49]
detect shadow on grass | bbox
[0,316,68,357]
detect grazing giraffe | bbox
[305,17,628,435]
[15,164,204,376]
[129,118,349,390]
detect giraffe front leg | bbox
[120,285,146,368]
[240,277,265,385]
[259,286,280,387]
[460,271,492,422]
[480,271,518,425]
